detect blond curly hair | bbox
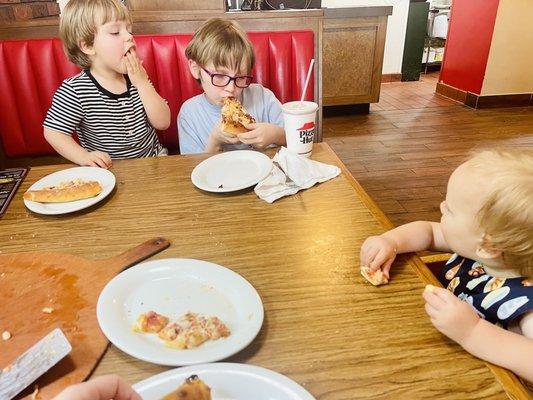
[59,0,131,69]
[468,148,533,278]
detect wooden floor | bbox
[324,73,533,227]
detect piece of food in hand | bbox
[221,96,255,135]
[361,266,389,286]
[424,284,435,293]
[23,179,102,203]
[133,311,169,333]
[162,374,212,400]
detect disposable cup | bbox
[281,101,319,157]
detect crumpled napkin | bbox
[254,147,341,203]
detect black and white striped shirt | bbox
[44,70,165,159]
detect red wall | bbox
[439,0,499,94]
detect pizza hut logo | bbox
[297,121,315,144]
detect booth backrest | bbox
[0,31,314,157]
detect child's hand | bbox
[124,48,149,88]
[206,122,241,152]
[81,150,112,169]
[53,374,141,400]
[359,235,397,279]
[239,122,284,150]
[423,285,480,345]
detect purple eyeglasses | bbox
[200,66,253,88]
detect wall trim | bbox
[381,73,402,83]
[436,81,532,108]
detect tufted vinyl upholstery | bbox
[0,31,314,157]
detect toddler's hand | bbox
[81,151,112,169]
[359,235,397,279]
[239,122,281,150]
[53,374,141,400]
[423,285,480,345]
[124,48,150,88]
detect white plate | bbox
[133,363,316,400]
[97,258,264,366]
[23,167,115,215]
[191,150,273,193]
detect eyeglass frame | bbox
[199,65,253,89]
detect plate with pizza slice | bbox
[133,363,316,400]
[23,166,115,215]
[97,258,264,366]
[191,150,273,193]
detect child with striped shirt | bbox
[43,0,170,168]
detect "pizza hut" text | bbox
[297,122,315,144]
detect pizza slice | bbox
[165,328,209,350]
[133,311,169,333]
[162,374,212,400]
[203,316,231,340]
[361,266,389,286]
[221,96,255,135]
[23,179,102,203]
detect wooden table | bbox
[1,143,527,399]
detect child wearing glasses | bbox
[43,0,170,168]
[360,149,533,383]
[178,18,285,154]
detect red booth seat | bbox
[0,31,314,157]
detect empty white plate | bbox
[97,258,264,366]
[191,150,273,192]
[133,363,316,400]
[23,167,115,215]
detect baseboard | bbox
[381,73,402,83]
[323,104,370,116]
[435,81,467,103]
[437,82,533,109]
[465,92,533,109]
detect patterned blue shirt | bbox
[438,254,533,329]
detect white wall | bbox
[322,0,410,74]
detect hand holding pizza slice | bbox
[221,96,255,136]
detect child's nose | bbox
[224,80,236,94]
[226,80,236,90]
[439,201,446,214]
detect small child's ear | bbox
[188,59,200,80]
[476,234,502,260]
[79,40,95,56]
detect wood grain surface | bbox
[0,143,527,399]
[0,239,169,399]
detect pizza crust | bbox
[162,374,212,400]
[23,179,102,203]
[361,266,389,286]
[221,96,255,136]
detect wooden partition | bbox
[127,0,225,11]
[323,8,389,106]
